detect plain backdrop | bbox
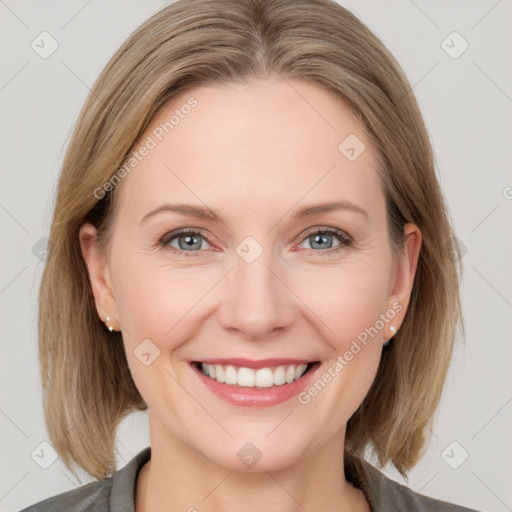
[1,1,511,511]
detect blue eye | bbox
[159,229,212,256]
[158,227,353,257]
[298,228,352,253]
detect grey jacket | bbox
[19,446,479,511]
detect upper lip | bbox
[192,358,315,369]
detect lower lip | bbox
[190,362,320,408]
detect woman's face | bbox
[81,77,420,471]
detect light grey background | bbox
[1,1,511,511]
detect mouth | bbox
[189,358,321,407]
[191,360,319,388]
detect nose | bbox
[217,245,296,341]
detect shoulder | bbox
[18,478,112,512]
[18,446,151,512]
[346,455,480,512]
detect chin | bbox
[194,435,308,473]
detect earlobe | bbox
[78,223,120,331]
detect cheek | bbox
[289,258,390,403]
[112,259,210,419]
[292,260,392,347]
[291,266,389,420]
[116,262,206,347]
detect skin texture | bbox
[80,77,421,512]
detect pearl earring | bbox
[384,325,396,347]
[105,316,114,332]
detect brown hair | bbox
[39,0,464,481]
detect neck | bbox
[135,415,369,512]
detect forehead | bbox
[116,78,384,224]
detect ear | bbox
[79,223,120,332]
[384,223,422,335]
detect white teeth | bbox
[285,365,295,383]
[224,365,237,385]
[273,366,286,385]
[199,363,309,388]
[255,368,274,388]
[238,367,255,387]
[215,364,225,383]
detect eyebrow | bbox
[140,200,368,226]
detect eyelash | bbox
[157,227,353,258]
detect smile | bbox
[190,359,321,407]
[197,362,310,388]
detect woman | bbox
[21,0,478,510]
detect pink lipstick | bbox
[190,359,320,407]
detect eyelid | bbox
[159,227,213,246]
[297,225,353,244]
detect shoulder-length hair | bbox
[39,0,464,481]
